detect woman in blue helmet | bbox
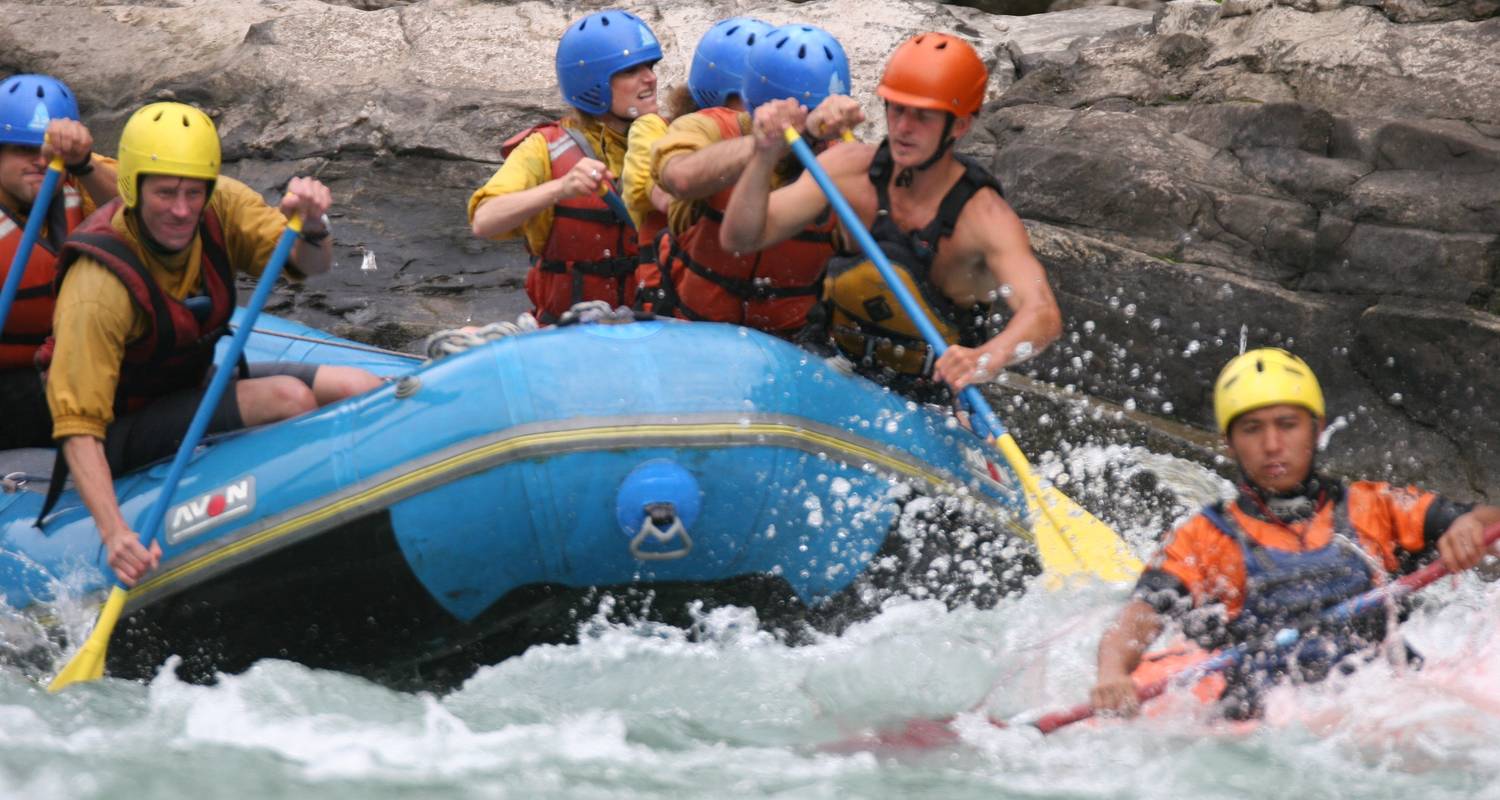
[646,23,855,335]
[0,74,117,450]
[468,9,663,324]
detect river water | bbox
[2,445,1498,799]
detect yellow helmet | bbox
[117,102,221,209]
[1213,347,1325,434]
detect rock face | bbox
[1,0,1494,498]
[986,0,1499,499]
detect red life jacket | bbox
[35,198,237,414]
[666,107,836,336]
[0,182,84,369]
[500,122,639,324]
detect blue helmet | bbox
[688,17,773,110]
[0,74,80,148]
[555,10,663,116]
[743,24,850,114]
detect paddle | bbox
[826,521,1500,750]
[0,156,65,333]
[600,185,636,231]
[48,213,305,692]
[782,128,1140,582]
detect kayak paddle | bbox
[825,521,1500,749]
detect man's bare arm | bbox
[934,196,1062,390]
[658,135,755,200]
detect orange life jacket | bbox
[665,107,835,336]
[501,122,639,324]
[0,182,84,369]
[35,198,237,415]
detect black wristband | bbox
[65,154,95,177]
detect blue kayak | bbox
[0,312,1037,689]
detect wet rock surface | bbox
[2,0,1494,499]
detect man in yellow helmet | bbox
[39,101,383,586]
[1091,348,1500,719]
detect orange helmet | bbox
[877,32,988,117]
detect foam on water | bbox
[1,445,1497,798]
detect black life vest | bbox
[823,139,1002,376]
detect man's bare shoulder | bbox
[954,180,1026,240]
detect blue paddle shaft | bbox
[132,223,302,554]
[784,133,1005,439]
[0,162,65,332]
[602,188,636,232]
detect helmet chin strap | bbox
[894,112,956,188]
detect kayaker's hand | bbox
[806,95,864,142]
[751,98,806,156]
[102,527,161,587]
[557,157,612,201]
[41,119,95,168]
[1437,513,1489,574]
[280,176,333,228]
[934,343,999,392]
[1090,674,1141,717]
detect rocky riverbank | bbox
[3,0,1494,499]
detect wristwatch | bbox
[300,213,332,245]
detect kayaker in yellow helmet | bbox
[1092,348,1500,719]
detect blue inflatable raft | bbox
[0,312,1038,688]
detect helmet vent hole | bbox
[579,19,588,30]
[936,41,948,50]
[775,37,787,50]
[152,111,163,122]
[601,16,610,26]
[35,87,44,99]
[1255,359,1265,372]
[727,25,739,36]
[5,84,15,95]
[823,46,833,61]
[746,33,755,45]
[797,44,807,59]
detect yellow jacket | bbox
[47,176,298,440]
[621,113,668,231]
[467,117,629,255]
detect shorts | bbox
[104,361,320,474]
[0,368,54,450]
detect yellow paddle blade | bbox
[1030,483,1143,584]
[48,586,128,692]
[992,434,1142,583]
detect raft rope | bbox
[421,301,642,361]
[422,313,542,361]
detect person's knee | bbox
[239,376,317,426]
[313,367,383,406]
